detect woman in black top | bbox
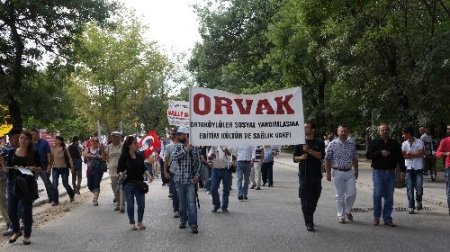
[5,130,41,245]
[118,136,153,230]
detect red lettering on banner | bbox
[255,99,275,114]
[193,93,211,115]
[192,93,295,115]
[214,96,233,114]
[234,99,253,114]
[275,95,295,114]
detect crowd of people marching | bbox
[0,121,450,244]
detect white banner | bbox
[167,100,190,127]
[190,87,305,146]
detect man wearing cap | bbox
[105,131,124,211]
[164,128,180,218]
[0,128,21,236]
[172,126,200,234]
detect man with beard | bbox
[366,123,404,226]
[172,127,200,234]
[293,122,325,232]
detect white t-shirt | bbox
[402,138,424,170]
[105,143,122,176]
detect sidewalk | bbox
[275,152,449,209]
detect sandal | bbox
[137,223,146,230]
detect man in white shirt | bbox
[105,131,124,211]
[208,146,232,212]
[402,126,425,214]
[234,145,254,200]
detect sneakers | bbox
[174,211,180,218]
[255,187,261,190]
[338,217,346,224]
[346,213,353,222]
[306,225,315,232]
[243,196,248,200]
[408,208,415,214]
[221,207,229,213]
[238,195,243,200]
[179,223,187,229]
[211,207,220,213]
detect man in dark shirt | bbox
[366,123,405,227]
[31,129,53,203]
[293,121,325,232]
[68,136,83,194]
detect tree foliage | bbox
[189,0,450,136]
[0,0,114,129]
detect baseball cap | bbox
[7,128,22,136]
[176,126,189,134]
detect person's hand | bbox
[354,171,358,180]
[164,171,171,180]
[303,145,310,153]
[192,176,199,184]
[381,150,390,157]
[301,153,308,160]
[326,172,331,181]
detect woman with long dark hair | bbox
[5,130,41,245]
[83,137,106,206]
[49,136,75,206]
[118,136,153,230]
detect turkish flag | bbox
[138,130,161,159]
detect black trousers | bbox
[262,161,273,185]
[299,174,322,226]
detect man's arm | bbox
[436,139,447,158]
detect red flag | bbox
[138,130,161,159]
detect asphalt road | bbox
[2,157,450,252]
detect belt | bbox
[332,167,351,172]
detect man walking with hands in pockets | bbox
[325,125,358,224]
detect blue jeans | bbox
[39,169,53,202]
[7,178,32,237]
[445,169,450,209]
[406,169,423,208]
[176,183,197,226]
[236,161,252,197]
[211,168,231,209]
[372,169,395,222]
[169,173,179,212]
[52,168,75,204]
[124,183,145,224]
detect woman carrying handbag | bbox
[118,136,153,230]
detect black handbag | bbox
[13,173,39,202]
[91,158,107,173]
[136,181,149,194]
